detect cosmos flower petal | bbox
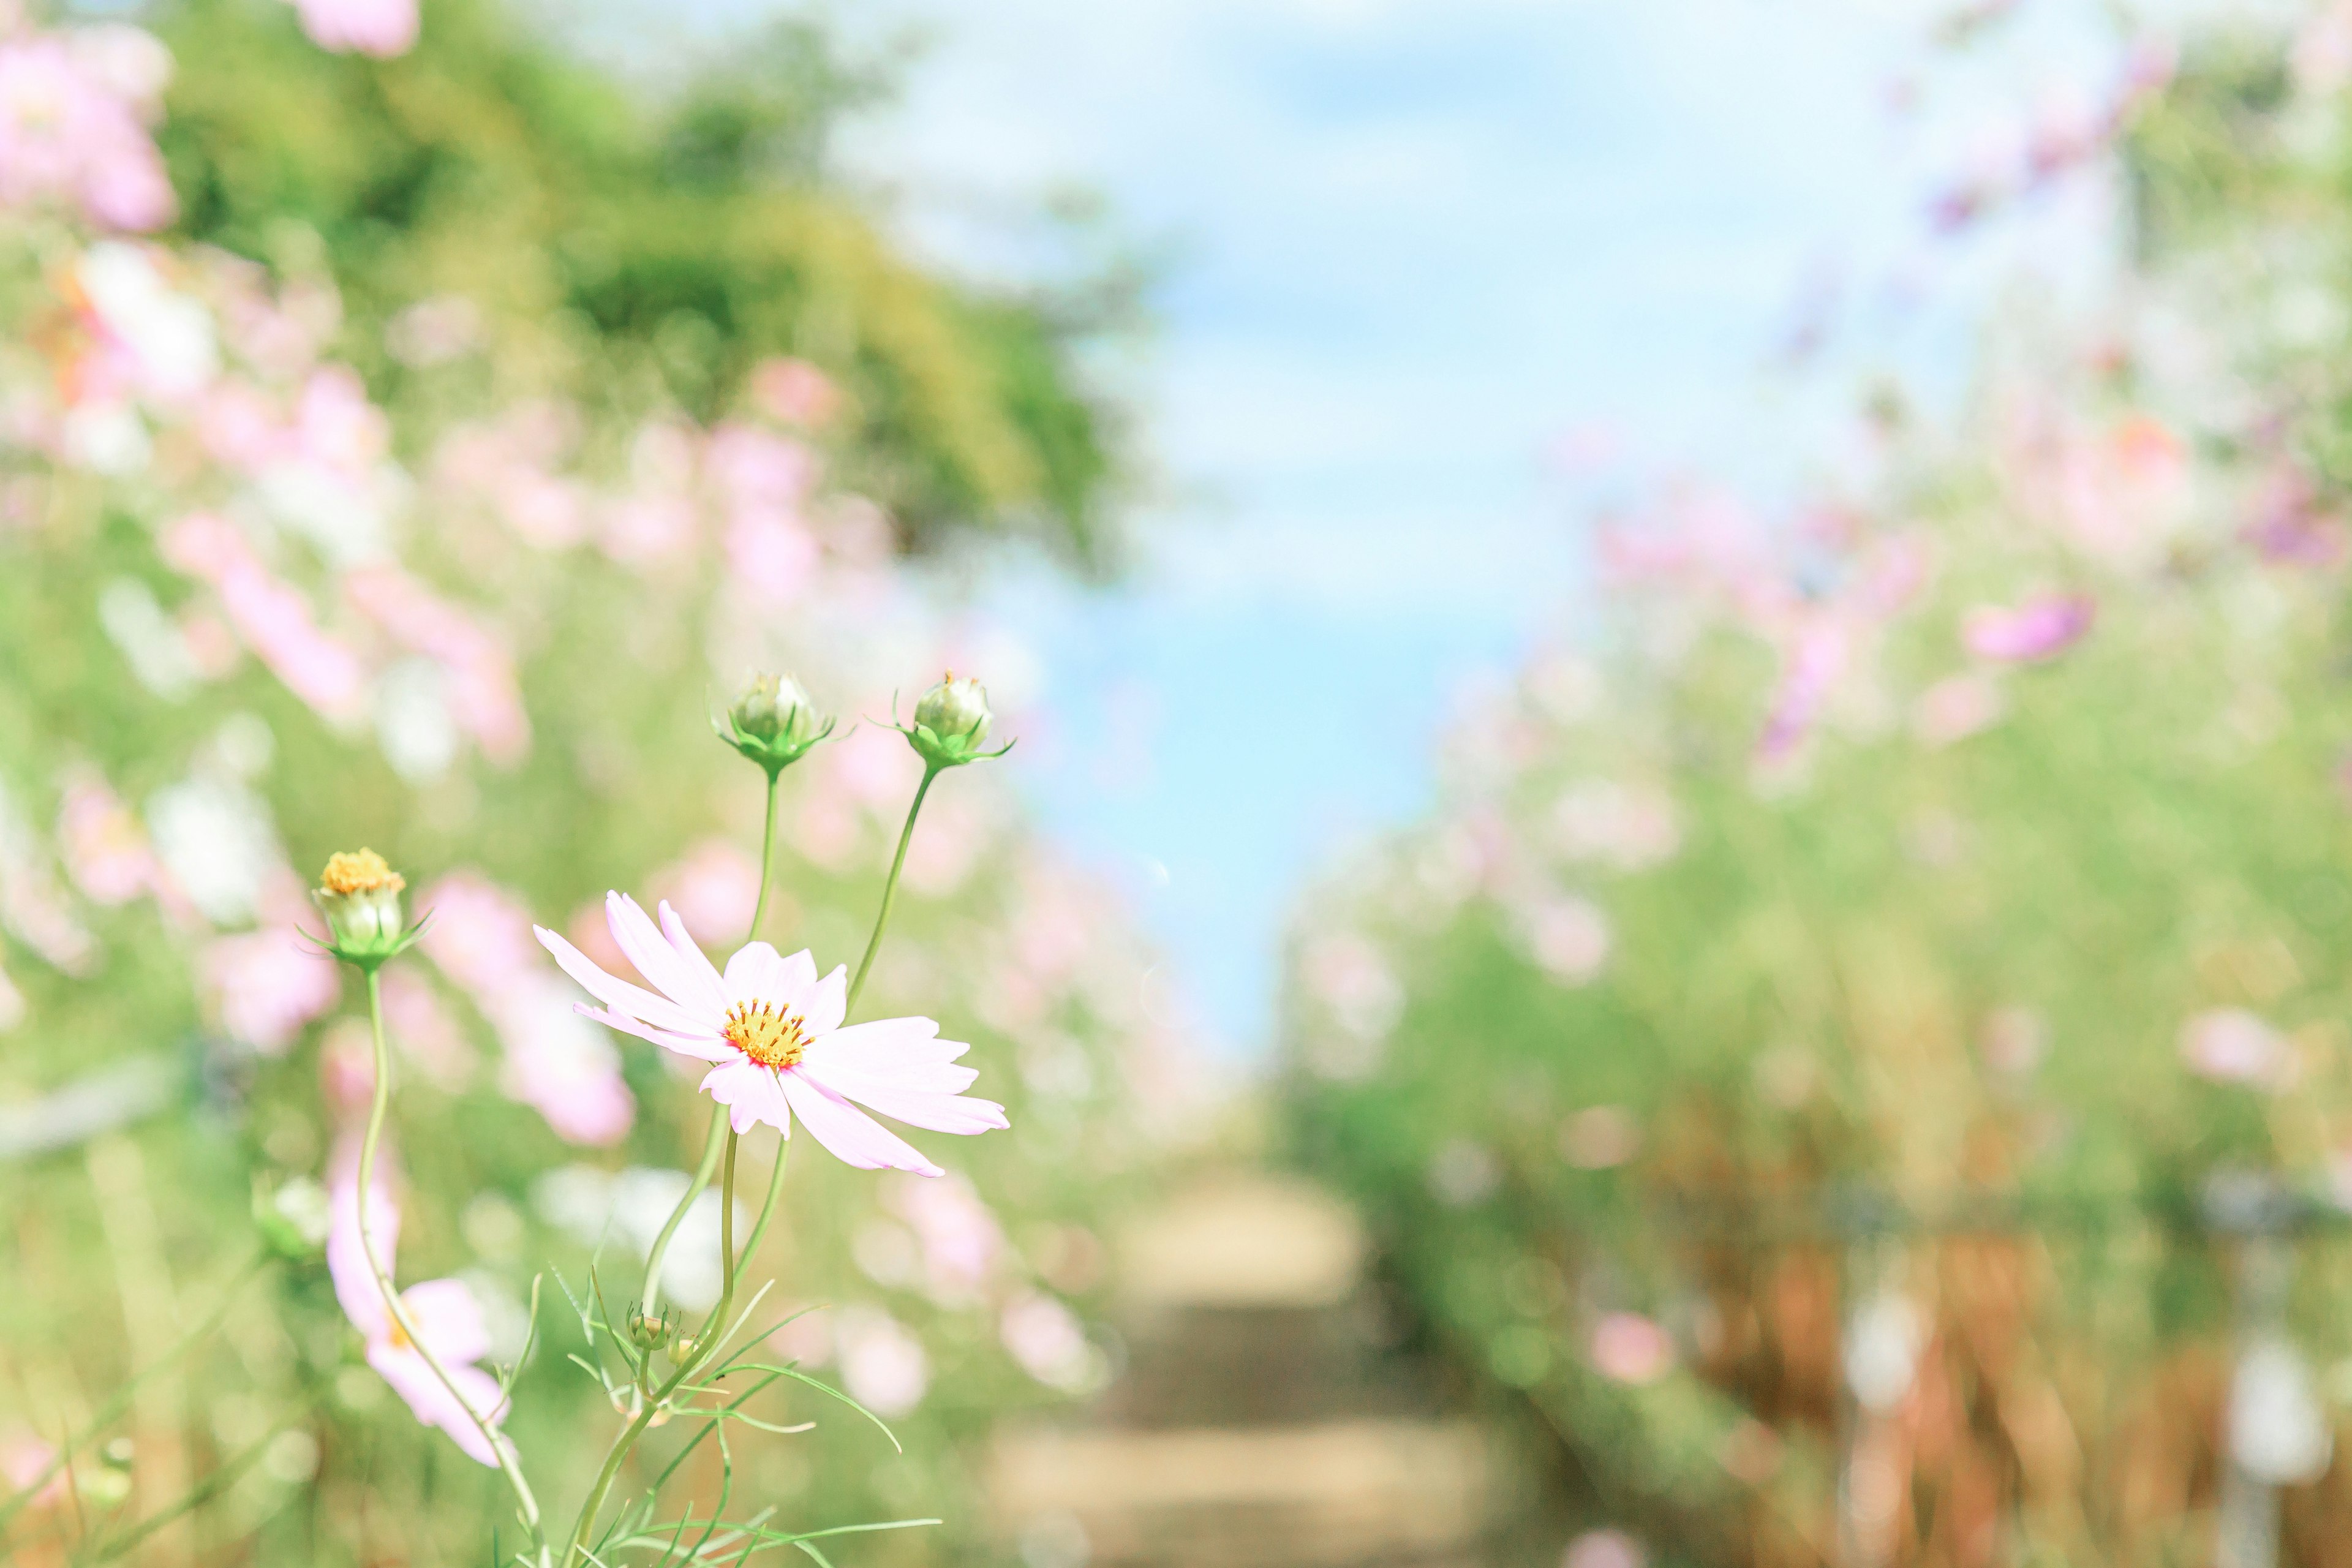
[774,948,818,1006]
[802,1052,980,1095]
[535,924,706,1036]
[328,1161,398,1339]
[722,940,792,1004]
[804,1017,969,1076]
[805,1066,1009,1136]
[655,900,730,1012]
[700,1058,793,1136]
[799,965,849,1035]
[372,1346,507,1466]
[778,1069,943,1177]
[577,1003,732,1061]
[603,892,715,1016]
[400,1277,492,1365]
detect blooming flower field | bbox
[1283,9,2352,1566]
[0,5,1179,1563]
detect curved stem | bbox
[0,1252,268,1531]
[567,1129,743,1568]
[750,770,782,940]
[639,1107,726,1310]
[358,969,543,1547]
[846,765,938,1016]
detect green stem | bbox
[750,770,782,940]
[566,1130,744,1568]
[639,1107,726,1311]
[0,1253,268,1531]
[358,969,543,1548]
[846,766,938,1016]
[639,766,784,1315]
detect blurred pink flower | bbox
[750,358,840,428]
[1301,932,1403,1043]
[0,34,175,231]
[723,507,821,603]
[1563,1530,1647,1568]
[2297,2,2352,94]
[327,1144,509,1465]
[496,979,634,1145]
[287,0,418,58]
[536,893,1008,1176]
[1520,895,1611,986]
[344,565,530,764]
[422,872,630,1142]
[2179,1008,2293,1089]
[706,423,817,508]
[886,1170,1002,1295]
[1963,594,2095,664]
[649,840,763,947]
[56,771,156,904]
[379,967,473,1090]
[1912,673,2007,747]
[202,925,337,1054]
[1000,1291,1092,1391]
[0,1427,65,1509]
[1549,780,1680,872]
[160,512,368,723]
[1756,619,1848,761]
[1981,1006,2049,1075]
[1590,1312,1676,1385]
[2243,467,2349,568]
[835,1307,928,1417]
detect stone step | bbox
[987,1418,1499,1568]
[1104,1297,1443,1429]
[1117,1174,1366,1311]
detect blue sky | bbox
[590,0,2155,1054]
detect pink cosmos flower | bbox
[2180,1008,2293,1090]
[1962,594,2095,664]
[1755,618,1848,761]
[1913,673,2007,747]
[1590,1312,1676,1385]
[202,925,338,1055]
[1563,1530,1647,1568]
[835,1307,928,1416]
[750,359,841,428]
[0,36,175,232]
[0,1426,65,1509]
[287,0,419,58]
[160,512,368,723]
[56,770,157,904]
[344,565,530,764]
[328,1146,509,1464]
[535,893,1009,1177]
[1000,1291,1091,1390]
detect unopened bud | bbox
[905,672,1006,770]
[667,1332,704,1366]
[717,672,832,775]
[99,1438,134,1472]
[313,850,418,968]
[626,1302,676,1353]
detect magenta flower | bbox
[536,894,1008,1177]
[1962,592,2095,663]
[327,1150,509,1464]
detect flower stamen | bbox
[723,1000,806,1071]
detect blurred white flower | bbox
[1559,1106,1641,1170]
[1562,1529,1646,1568]
[2230,1337,2333,1484]
[1519,894,1611,986]
[2179,1008,2293,1090]
[1428,1138,1501,1207]
[98,577,202,699]
[1844,1294,1926,1413]
[533,1165,745,1312]
[145,774,281,926]
[374,657,458,783]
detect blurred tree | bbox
[154,0,1128,568]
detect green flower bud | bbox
[903,671,1009,771]
[716,672,832,775]
[625,1302,676,1354]
[255,1175,331,1261]
[99,1437,134,1472]
[312,850,423,970]
[666,1332,704,1367]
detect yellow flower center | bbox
[386,1316,412,1352]
[320,848,405,897]
[723,1001,807,1071]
